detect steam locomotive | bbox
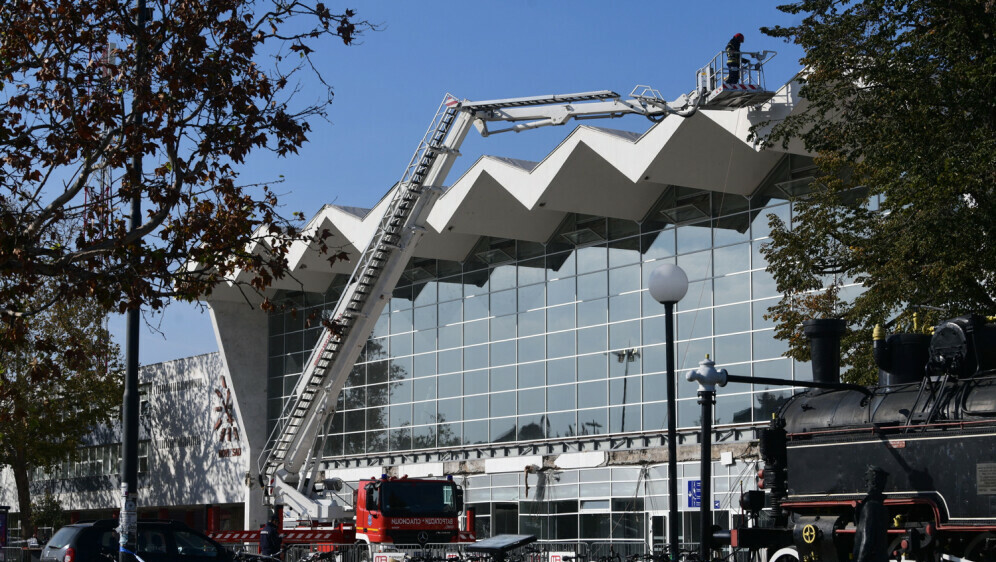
[730,315,996,562]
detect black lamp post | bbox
[686,356,729,562]
[648,263,688,561]
[121,2,148,560]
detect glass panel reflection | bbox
[577,409,607,436]
[264,202,833,454]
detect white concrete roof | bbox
[207,76,807,302]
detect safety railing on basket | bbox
[697,49,774,90]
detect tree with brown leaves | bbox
[0,0,370,321]
[0,0,371,530]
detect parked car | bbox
[41,519,232,562]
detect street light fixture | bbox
[648,263,688,562]
[612,348,640,432]
[648,264,690,305]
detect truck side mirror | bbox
[455,488,464,512]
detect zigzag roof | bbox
[206,76,808,303]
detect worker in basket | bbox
[725,33,748,84]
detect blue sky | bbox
[116,1,807,365]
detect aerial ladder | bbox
[257,50,777,526]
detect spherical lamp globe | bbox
[648,263,689,304]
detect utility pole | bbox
[120,1,147,560]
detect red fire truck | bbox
[352,476,474,545]
[210,475,475,547]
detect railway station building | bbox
[4,75,838,548]
[205,75,835,545]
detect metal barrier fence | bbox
[0,548,41,562]
[224,543,372,562]
[221,542,584,562]
[290,543,372,562]
[221,540,739,562]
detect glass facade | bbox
[264,173,865,542]
[266,188,825,453]
[464,461,751,544]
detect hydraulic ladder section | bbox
[466,51,778,137]
[468,88,684,136]
[257,53,780,522]
[258,94,474,521]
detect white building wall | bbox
[0,353,247,520]
[209,300,270,529]
[144,353,248,508]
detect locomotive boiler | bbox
[731,315,996,562]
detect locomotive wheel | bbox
[963,532,996,562]
[769,546,800,562]
[887,536,926,562]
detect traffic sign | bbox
[688,480,701,508]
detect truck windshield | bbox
[379,481,459,516]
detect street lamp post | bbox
[121,2,148,560]
[686,356,729,562]
[648,264,688,562]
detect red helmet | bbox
[734,33,745,42]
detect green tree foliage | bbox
[0,287,121,538]
[758,0,996,382]
[31,492,67,532]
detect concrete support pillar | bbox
[209,300,269,531]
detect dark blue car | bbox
[41,519,232,562]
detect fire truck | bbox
[219,49,778,548]
[211,474,474,547]
[351,475,473,545]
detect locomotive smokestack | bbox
[803,319,846,384]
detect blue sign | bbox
[715,500,720,509]
[687,480,701,508]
